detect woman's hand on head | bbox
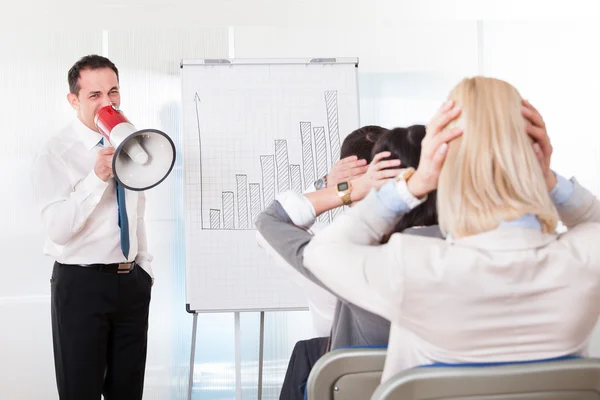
[351,151,402,202]
[326,155,369,188]
[408,100,463,198]
[522,99,557,190]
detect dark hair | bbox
[340,125,389,163]
[68,55,119,95]
[371,125,439,236]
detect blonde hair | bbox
[437,77,558,238]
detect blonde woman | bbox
[303,77,600,383]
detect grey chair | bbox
[370,357,600,400]
[306,347,386,400]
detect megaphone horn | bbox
[94,105,176,191]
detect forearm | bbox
[304,187,345,216]
[255,201,327,290]
[38,169,109,245]
[552,174,600,227]
[303,182,417,318]
[307,183,408,250]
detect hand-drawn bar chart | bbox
[197,90,341,230]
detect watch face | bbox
[337,182,349,191]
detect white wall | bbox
[4,0,600,30]
[234,22,479,127]
[0,31,104,398]
[3,2,600,399]
[482,20,600,196]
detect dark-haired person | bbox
[371,125,441,242]
[256,125,441,399]
[32,54,153,400]
[256,125,441,347]
[256,125,388,340]
[257,125,388,400]
[312,125,390,190]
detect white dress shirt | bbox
[32,118,153,278]
[304,176,600,383]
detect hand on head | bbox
[407,101,464,198]
[326,96,555,205]
[351,151,402,202]
[401,97,555,198]
[326,155,368,188]
[522,99,556,190]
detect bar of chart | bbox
[197,90,341,230]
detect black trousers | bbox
[279,337,329,400]
[51,262,152,400]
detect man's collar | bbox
[73,117,103,150]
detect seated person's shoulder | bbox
[385,226,448,260]
[555,222,600,267]
[557,221,600,247]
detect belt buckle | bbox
[117,263,133,274]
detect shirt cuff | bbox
[275,191,317,229]
[79,170,109,194]
[303,183,317,195]
[72,170,110,211]
[376,179,416,216]
[549,173,574,206]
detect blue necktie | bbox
[116,183,130,259]
[100,138,130,259]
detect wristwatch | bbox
[314,175,328,190]
[395,167,416,183]
[337,181,353,206]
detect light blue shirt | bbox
[376,173,574,231]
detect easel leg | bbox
[258,311,265,400]
[188,312,198,400]
[235,311,242,400]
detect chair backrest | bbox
[370,358,600,400]
[306,347,386,400]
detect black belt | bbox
[56,261,136,274]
